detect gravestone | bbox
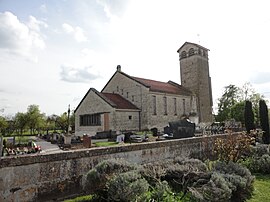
[166,119,195,139]
[83,134,91,148]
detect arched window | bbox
[188,48,195,56]
[180,51,187,59]
[203,50,206,57]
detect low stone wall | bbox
[0,134,235,202]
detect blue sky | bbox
[0,0,270,116]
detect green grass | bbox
[94,141,119,147]
[4,136,33,145]
[248,174,270,202]
[64,195,93,202]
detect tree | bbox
[15,112,28,135]
[0,116,8,135]
[44,114,58,134]
[240,82,256,101]
[230,101,245,123]
[250,93,265,127]
[216,85,241,122]
[259,100,270,144]
[244,100,255,133]
[56,112,68,132]
[26,105,45,135]
[216,83,264,124]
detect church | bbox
[74,42,213,136]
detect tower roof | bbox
[177,41,209,53]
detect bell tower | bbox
[177,42,213,122]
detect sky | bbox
[0,0,270,117]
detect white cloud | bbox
[62,23,74,33]
[0,11,46,59]
[60,64,100,83]
[62,23,88,42]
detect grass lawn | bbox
[248,174,270,202]
[4,136,34,145]
[64,195,93,202]
[94,141,119,147]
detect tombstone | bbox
[167,119,195,139]
[64,133,72,145]
[124,132,133,143]
[151,128,158,137]
[83,134,91,148]
[116,134,125,143]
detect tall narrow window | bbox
[164,96,167,115]
[182,99,186,115]
[174,98,177,115]
[117,86,119,92]
[121,89,123,95]
[132,95,135,102]
[152,96,157,115]
[126,92,129,98]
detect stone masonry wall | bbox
[75,90,114,136]
[0,134,239,202]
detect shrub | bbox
[174,157,208,172]
[250,143,269,157]
[245,154,270,174]
[259,99,270,144]
[213,161,254,201]
[107,170,149,202]
[189,172,232,202]
[84,158,137,195]
[164,159,211,192]
[244,100,255,133]
[140,160,169,187]
[213,132,255,163]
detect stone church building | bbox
[75,42,213,136]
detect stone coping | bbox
[0,134,230,168]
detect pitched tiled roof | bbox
[101,93,139,110]
[132,77,192,96]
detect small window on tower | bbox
[189,48,194,56]
[180,51,187,59]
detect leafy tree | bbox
[44,114,59,134]
[240,82,256,101]
[56,112,68,132]
[244,100,255,133]
[250,93,265,127]
[216,83,264,123]
[0,116,8,135]
[216,85,241,122]
[230,101,245,123]
[26,105,45,135]
[259,100,270,144]
[15,112,28,135]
